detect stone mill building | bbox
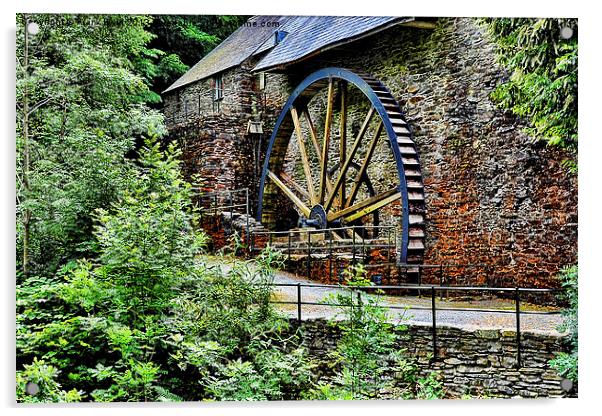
[162,16,577,289]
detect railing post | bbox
[361,231,366,263]
[439,264,444,300]
[431,286,437,361]
[288,231,292,263]
[297,283,302,321]
[352,227,356,265]
[328,230,333,281]
[387,227,391,263]
[245,189,250,248]
[514,287,521,368]
[307,230,311,280]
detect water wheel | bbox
[256,68,425,265]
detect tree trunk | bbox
[22,14,30,277]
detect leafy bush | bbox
[16,358,82,403]
[204,348,313,401]
[165,250,315,401]
[483,18,578,172]
[308,265,444,400]
[16,139,204,402]
[93,140,207,321]
[550,265,578,382]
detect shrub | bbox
[16,358,82,403]
[93,139,207,321]
[309,265,444,400]
[166,250,315,401]
[550,265,578,382]
[16,138,206,402]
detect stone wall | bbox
[164,59,292,211]
[163,17,577,290]
[294,318,574,399]
[283,18,577,289]
[164,62,258,198]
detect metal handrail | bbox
[249,225,399,280]
[230,280,561,368]
[251,224,396,236]
[258,281,560,293]
[193,188,252,246]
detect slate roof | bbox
[164,16,292,93]
[253,16,410,72]
[164,15,411,93]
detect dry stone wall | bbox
[294,318,574,399]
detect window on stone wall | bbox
[258,72,266,90]
[213,74,224,101]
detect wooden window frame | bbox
[213,74,224,101]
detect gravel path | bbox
[201,256,566,335]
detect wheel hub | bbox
[300,205,328,229]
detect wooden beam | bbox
[339,80,347,208]
[290,106,317,205]
[267,170,311,217]
[303,109,338,206]
[328,187,398,222]
[303,109,322,160]
[400,20,437,30]
[344,192,401,223]
[345,121,383,208]
[280,171,310,201]
[319,78,335,204]
[323,107,375,212]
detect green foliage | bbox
[148,15,249,93]
[309,265,444,400]
[16,358,82,403]
[550,265,578,382]
[204,348,313,401]
[416,372,445,400]
[483,18,578,171]
[89,360,162,402]
[166,252,314,401]
[16,141,202,402]
[16,75,312,401]
[17,242,312,402]
[93,140,207,320]
[16,14,166,277]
